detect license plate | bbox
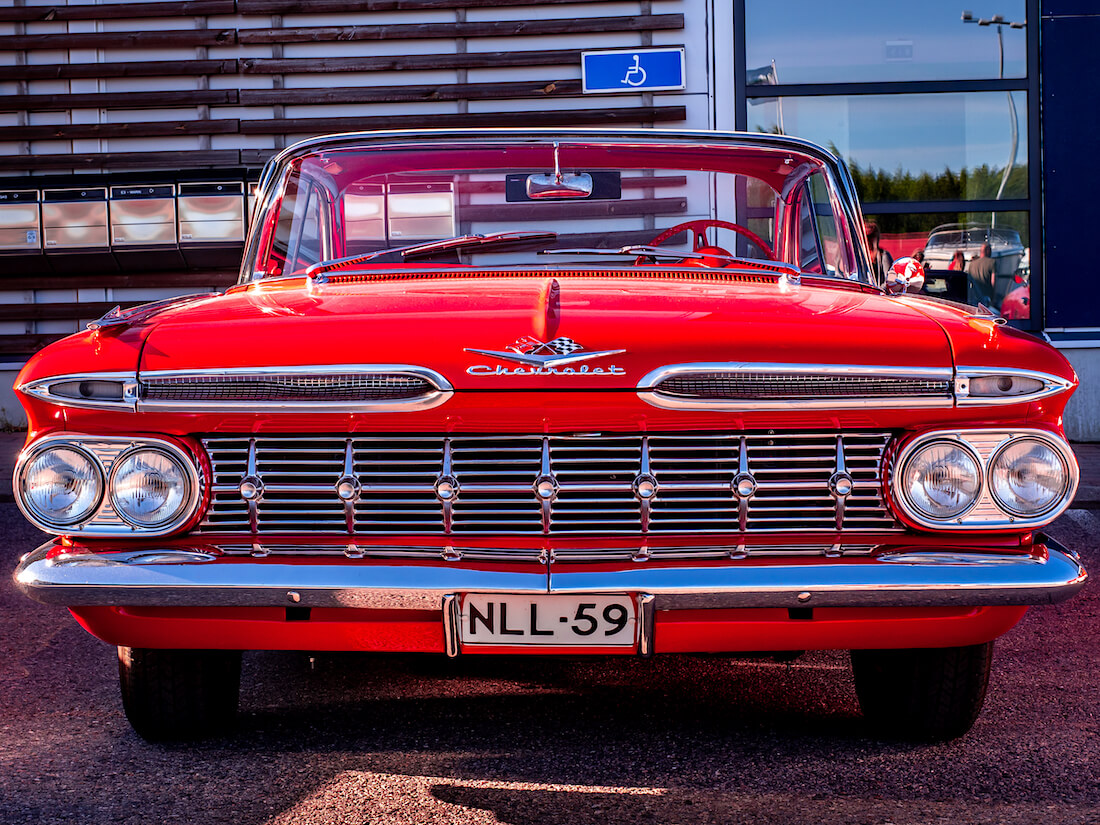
[459,594,637,648]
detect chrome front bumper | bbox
[13,536,1086,611]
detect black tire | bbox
[118,647,242,742]
[851,642,993,742]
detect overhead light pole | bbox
[962,10,1026,227]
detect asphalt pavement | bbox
[1,425,1098,823]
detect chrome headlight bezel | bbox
[891,429,1078,531]
[896,438,984,522]
[15,443,106,529]
[14,435,203,537]
[987,436,1074,519]
[108,446,196,530]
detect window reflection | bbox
[864,210,1030,318]
[745,0,1026,84]
[749,92,1028,201]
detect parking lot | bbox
[1,487,1097,824]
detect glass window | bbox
[745,0,1027,84]
[865,210,1030,317]
[749,92,1028,201]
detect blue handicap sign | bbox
[581,48,685,94]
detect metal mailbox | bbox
[0,190,41,252]
[42,188,109,251]
[387,182,455,241]
[177,182,245,244]
[344,183,386,251]
[109,185,177,247]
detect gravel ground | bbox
[1,504,1097,825]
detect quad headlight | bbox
[18,445,104,527]
[988,438,1070,518]
[899,440,982,520]
[110,448,193,528]
[893,430,1077,530]
[15,436,201,536]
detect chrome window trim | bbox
[19,365,454,413]
[890,428,1079,531]
[14,434,204,538]
[954,365,1075,406]
[636,362,955,411]
[239,128,873,286]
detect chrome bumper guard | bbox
[13,536,1086,612]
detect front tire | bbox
[118,647,242,742]
[851,642,993,742]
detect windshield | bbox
[245,138,867,283]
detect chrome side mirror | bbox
[885,256,925,295]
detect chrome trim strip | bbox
[18,371,140,412]
[954,365,1075,406]
[637,593,655,657]
[636,363,955,411]
[20,365,455,413]
[14,435,204,538]
[443,594,461,657]
[889,429,1079,531]
[137,364,454,413]
[14,537,1086,610]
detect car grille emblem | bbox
[465,336,626,374]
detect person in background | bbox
[911,248,925,265]
[865,221,893,281]
[948,250,966,271]
[966,242,997,307]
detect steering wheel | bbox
[639,219,776,264]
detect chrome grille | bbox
[655,372,952,400]
[143,372,434,402]
[199,432,898,536]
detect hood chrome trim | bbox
[637,363,955,410]
[18,365,454,413]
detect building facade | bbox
[0,0,1096,436]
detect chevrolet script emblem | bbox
[466,336,625,368]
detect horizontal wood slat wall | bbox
[0,0,607,23]
[0,3,686,175]
[0,0,690,359]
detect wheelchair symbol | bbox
[621,54,647,87]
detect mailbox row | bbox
[0,183,250,254]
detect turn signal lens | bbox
[110,449,191,528]
[989,439,1069,517]
[20,446,103,527]
[968,375,1045,397]
[901,441,981,520]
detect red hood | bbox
[134,275,955,389]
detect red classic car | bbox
[12,130,1086,742]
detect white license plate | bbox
[459,594,637,648]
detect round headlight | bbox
[20,446,104,527]
[900,440,982,520]
[989,438,1069,517]
[110,448,192,528]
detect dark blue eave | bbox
[1041,6,1100,329]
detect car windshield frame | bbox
[239,129,875,287]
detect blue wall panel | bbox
[1041,10,1100,328]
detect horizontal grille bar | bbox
[214,542,878,564]
[198,431,898,537]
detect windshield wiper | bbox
[539,245,802,278]
[307,231,558,278]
